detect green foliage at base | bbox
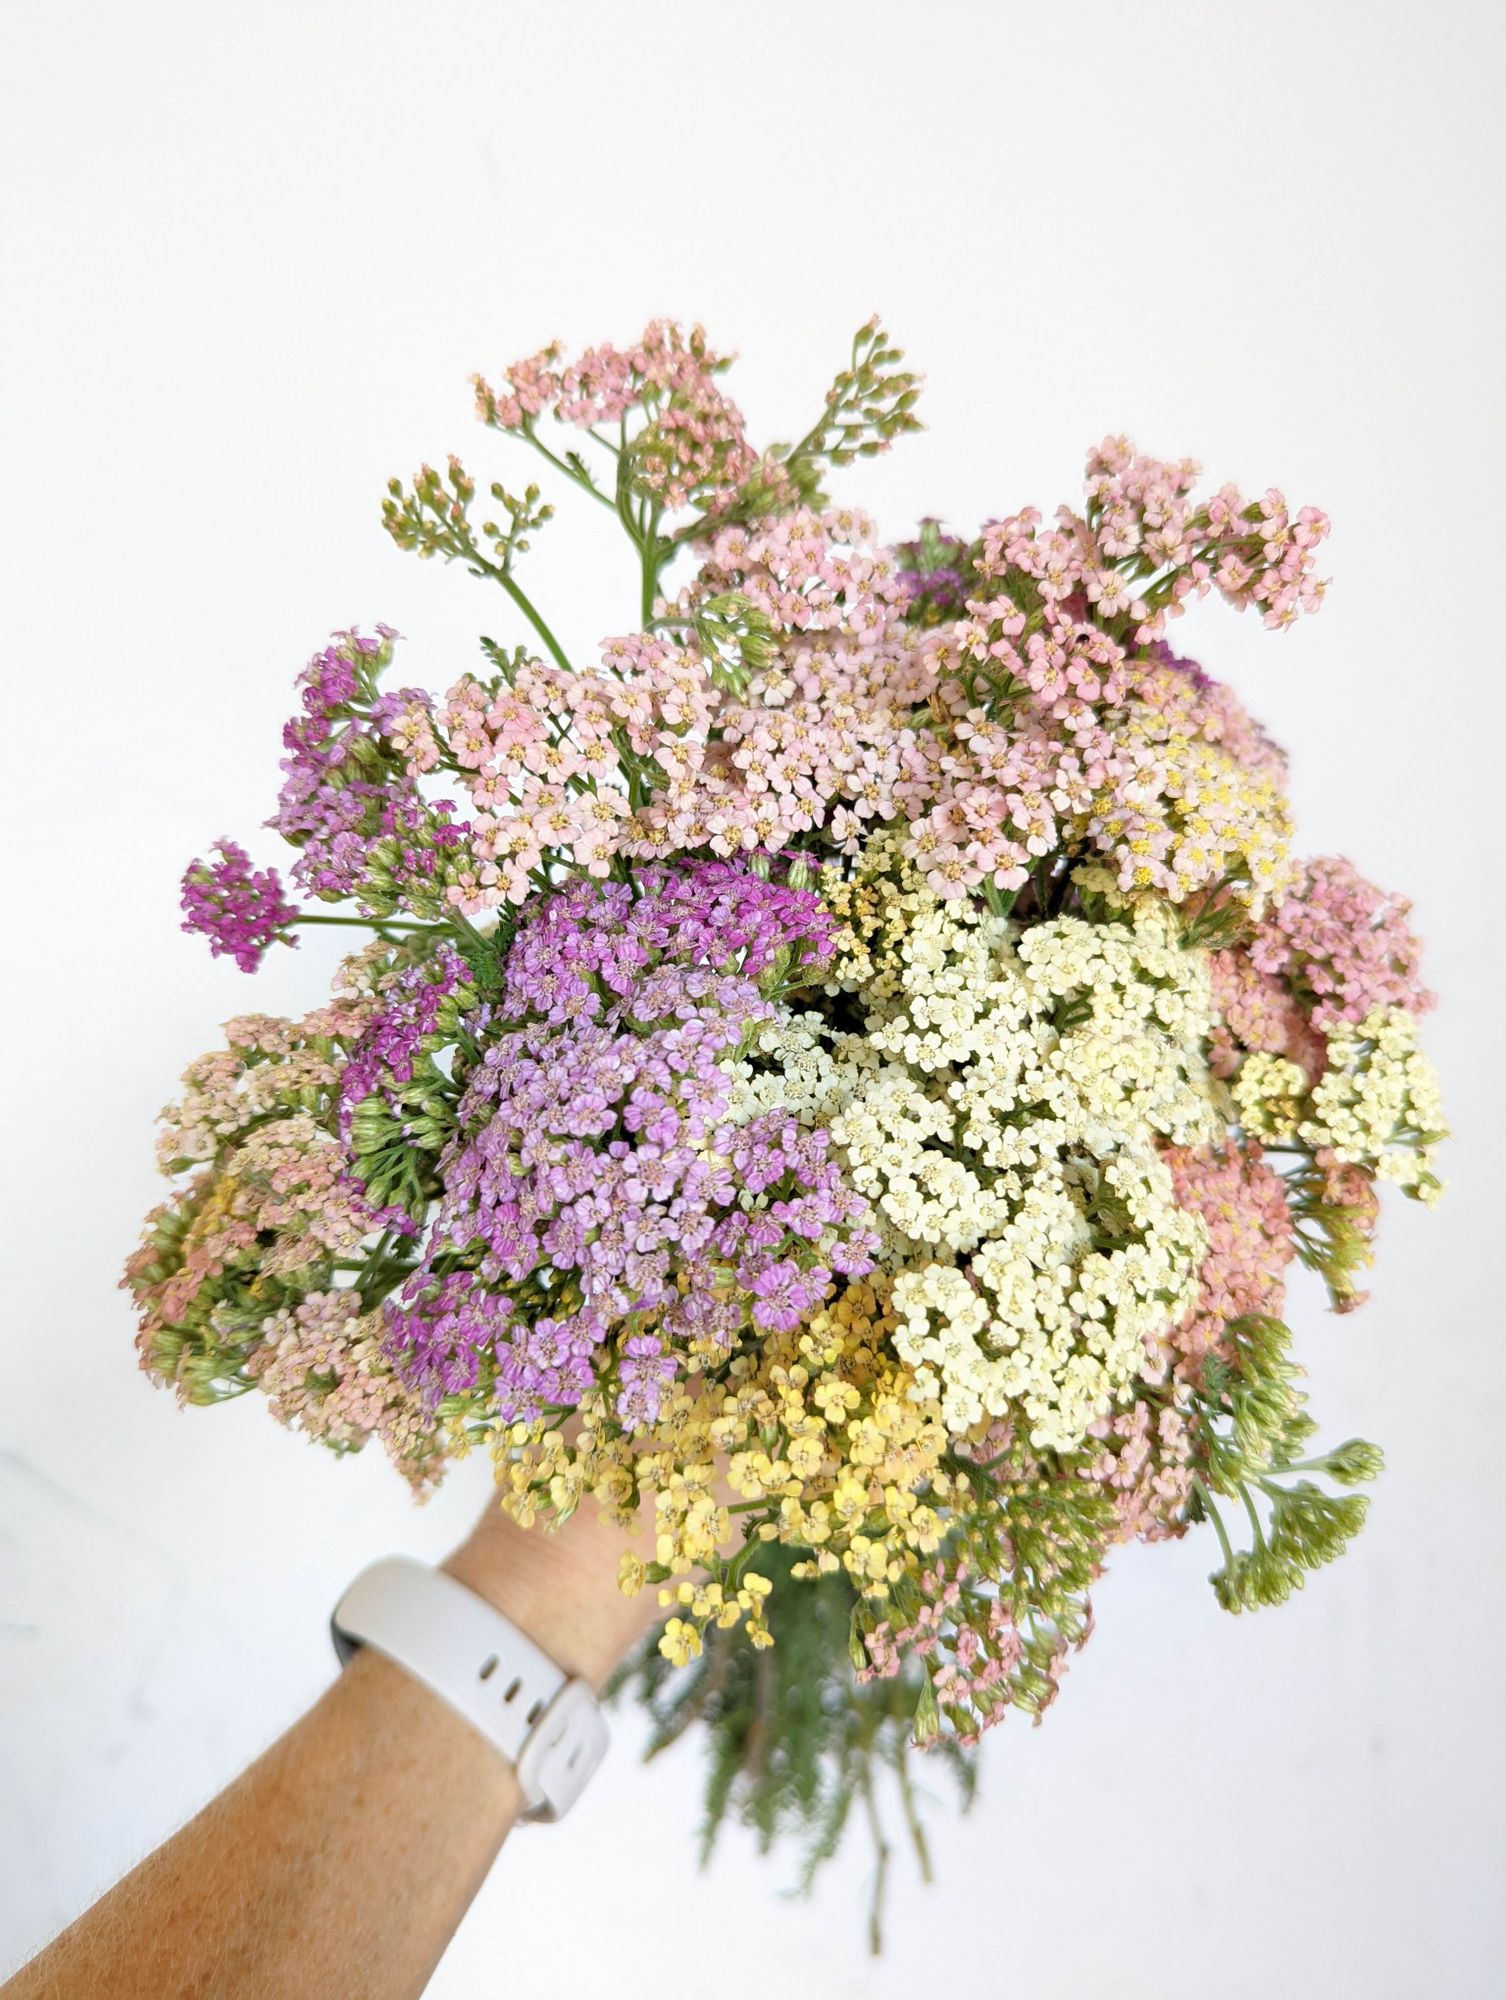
[610,1546,978,1952]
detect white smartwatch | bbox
[330,1556,610,1821]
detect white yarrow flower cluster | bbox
[725,839,1221,1451]
[1298,1004,1446,1201]
[1230,1051,1308,1139]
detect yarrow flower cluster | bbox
[125,317,1445,1922]
[1249,855,1434,1028]
[726,844,1219,1451]
[180,838,298,973]
[381,862,875,1421]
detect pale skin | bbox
[1,1500,660,2000]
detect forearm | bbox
[4,1504,652,2000]
[5,1649,521,2000]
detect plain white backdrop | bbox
[3,3,1504,1994]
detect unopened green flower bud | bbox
[912,1677,941,1746]
[1324,1438,1386,1486]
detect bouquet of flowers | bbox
[125,319,1445,1931]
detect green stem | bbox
[1254,1474,1307,1502]
[497,567,574,674]
[519,426,617,513]
[446,907,494,954]
[639,503,665,624]
[294,914,437,932]
[1193,1477,1237,1574]
[894,1743,933,1886]
[858,1749,890,1957]
[781,322,868,473]
[1238,1481,1268,1551]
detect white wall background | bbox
[3,3,1503,1994]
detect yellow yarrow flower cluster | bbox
[495,1277,955,1663]
[1225,1005,1446,1203]
[722,1279,953,1597]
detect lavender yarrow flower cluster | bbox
[384,1270,611,1418]
[383,863,875,1423]
[338,943,472,1138]
[179,838,299,974]
[337,943,478,1234]
[893,519,978,628]
[498,860,837,1020]
[271,628,461,904]
[616,1331,680,1429]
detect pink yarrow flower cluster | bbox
[236,444,1328,926]
[1249,855,1434,1028]
[1157,1143,1297,1378]
[472,319,792,519]
[1082,436,1331,633]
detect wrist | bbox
[333,1550,615,1821]
[441,1500,656,1692]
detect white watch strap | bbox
[330,1556,609,1821]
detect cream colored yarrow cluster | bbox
[1300,1005,1446,1199]
[1230,1051,1310,1140]
[1225,1004,1445,1202]
[725,839,1220,1451]
[1100,700,1296,913]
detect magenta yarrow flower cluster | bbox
[126,318,1445,1915]
[179,838,298,973]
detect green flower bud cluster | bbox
[1192,1314,1384,1615]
